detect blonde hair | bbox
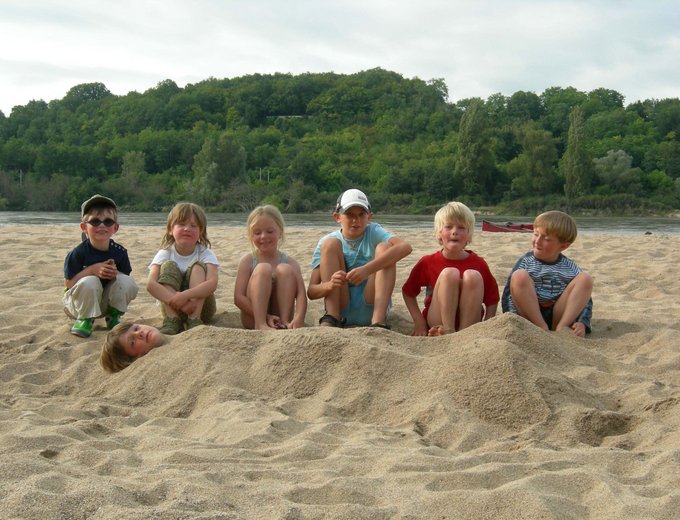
[246,205,285,253]
[534,211,578,243]
[434,201,476,244]
[160,202,211,249]
[100,322,136,373]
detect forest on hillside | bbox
[1,68,679,215]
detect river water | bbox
[1,211,678,235]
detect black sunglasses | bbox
[85,218,117,227]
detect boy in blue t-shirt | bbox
[308,189,412,328]
[63,195,138,338]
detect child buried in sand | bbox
[100,323,165,372]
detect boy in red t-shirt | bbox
[402,201,499,336]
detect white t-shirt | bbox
[149,244,219,273]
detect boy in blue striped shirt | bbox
[501,211,593,336]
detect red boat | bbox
[481,220,534,233]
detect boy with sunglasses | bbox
[63,194,138,338]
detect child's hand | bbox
[168,291,190,312]
[345,265,368,286]
[411,323,429,336]
[180,300,198,316]
[329,270,347,287]
[96,259,118,280]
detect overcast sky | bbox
[1,0,679,115]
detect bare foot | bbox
[255,323,275,330]
[427,325,452,336]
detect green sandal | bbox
[105,306,123,330]
[185,318,204,330]
[159,316,183,335]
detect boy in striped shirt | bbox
[501,211,593,337]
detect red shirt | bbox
[402,250,500,318]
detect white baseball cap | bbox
[335,189,371,213]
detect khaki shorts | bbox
[157,260,216,322]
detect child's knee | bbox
[375,242,398,273]
[275,263,294,278]
[187,262,208,284]
[574,272,593,290]
[375,241,393,257]
[160,260,180,273]
[438,267,462,285]
[510,268,532,288]
[321,237,342,255]
[113,273,138,289]
[190,262,207,275]
[252,262,274,279]
[75,275,104,294]
[110,274,139,298]
[158,261,182,289]
[462,269,482,286]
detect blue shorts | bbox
[340,281,391,326]
[540,304,554,329]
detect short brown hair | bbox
[534,211,578,243]
[161,202,211,249]
[100,322,136,373]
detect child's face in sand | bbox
[119,324,164,358]
[531,226,570,263]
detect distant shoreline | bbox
[1,213,679,235]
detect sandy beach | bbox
[1,222,679,519]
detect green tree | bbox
[0,137,36,172]
[62,82,112,111]
[561,106,592,201]
[454,99,494,200]
[583,88,625,117]
[506,91,543,122]
[505,122,559,197]
[190,132,246,206]
[2,69,679,214]
[649,98,680,137]
[657,133,680,178]
[592,149,642,194]
[540,86,588,143]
